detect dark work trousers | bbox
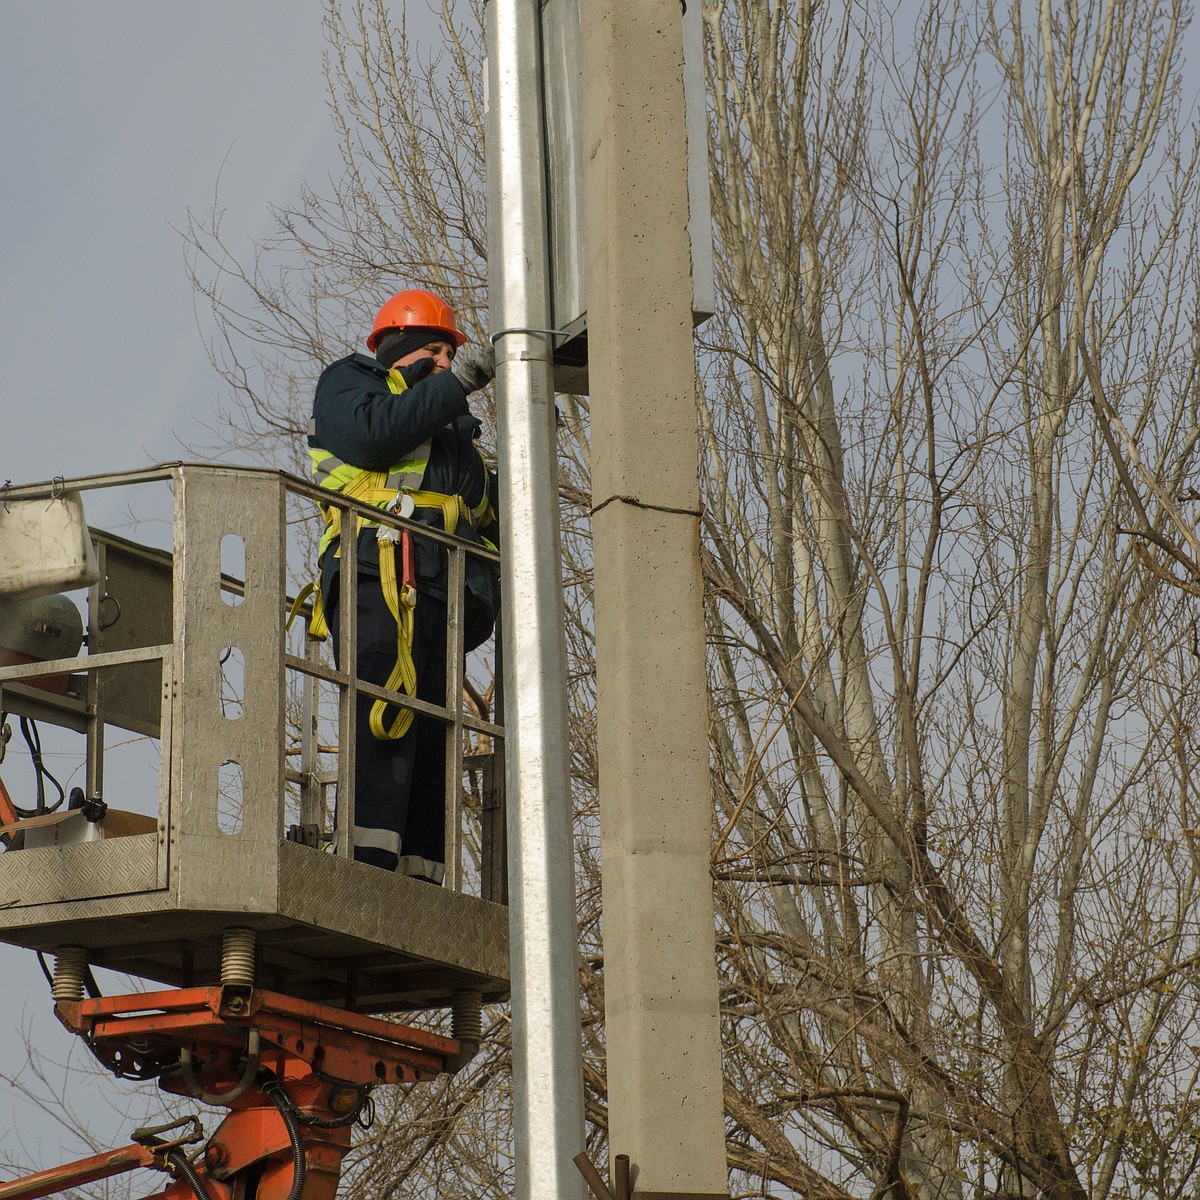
[328,574,449,872]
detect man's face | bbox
[396,339,456,374]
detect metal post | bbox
[335,513,357,862]
[485,3,587,1199]
[580,0,730,1195]
[444,544,467,891]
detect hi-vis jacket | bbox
[308,352,500,651]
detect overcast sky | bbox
[0,1,341,487]
[0,1,416,1172]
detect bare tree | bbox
[703,1,1200,1197]
[169,1,1200,1199]
[183,0,491,473]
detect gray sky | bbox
[0,0,356,1173]
[0,1,340,486]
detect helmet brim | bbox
[366,324,469,353]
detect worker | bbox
[308,288,499,880]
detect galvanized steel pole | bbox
[484,4,587,1199]
[580,0,730,1195]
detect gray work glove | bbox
[452,343,496,394]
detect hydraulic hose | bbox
[179,1030,260,1105]
[267,1076,373,1129]
[5,715,65,816]
[165,1149,214,1200]
[263,1081,307,1200]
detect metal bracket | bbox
[287,822,322,848]
[574,1153,624,1200]
[489,326,570,345]
[573,1153,729,1200]
[636,1193,731,1199]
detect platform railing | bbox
[0,463,506,904]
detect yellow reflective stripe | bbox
[354,826,402,855]
[382,373,427,490]
[317,475,389,558]
[310,371,432,556]
[310,448,427,494]
[310,447,344,488]
[309,365,496,560]
[384,441,429,492]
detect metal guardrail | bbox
[0,462,506,903]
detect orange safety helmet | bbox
[366,288,468,352]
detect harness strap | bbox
[368,529,418,740]
[310,486,474,740]
[285,582,328,642]
[318,483,471,559]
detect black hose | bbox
[12,716,64,817]
[266,1071,372,1129]
[293,1090,371,1129]
[263,1081,307,1200]
[165,1149,214,1200]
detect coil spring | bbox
[451,989,482,1046]
[52,946,88,1003]
[221,927,256,986]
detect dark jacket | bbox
[309,352,499,650]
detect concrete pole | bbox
[484,3,587,1199]
[580,1,730,1197]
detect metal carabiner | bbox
[387,492,416,520]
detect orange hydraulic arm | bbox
[0,1141,168,1200]
[0,1116,205,1200]
[0,985,461,1200]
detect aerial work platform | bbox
[0,463,508,1014]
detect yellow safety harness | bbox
[295,367,493,741]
